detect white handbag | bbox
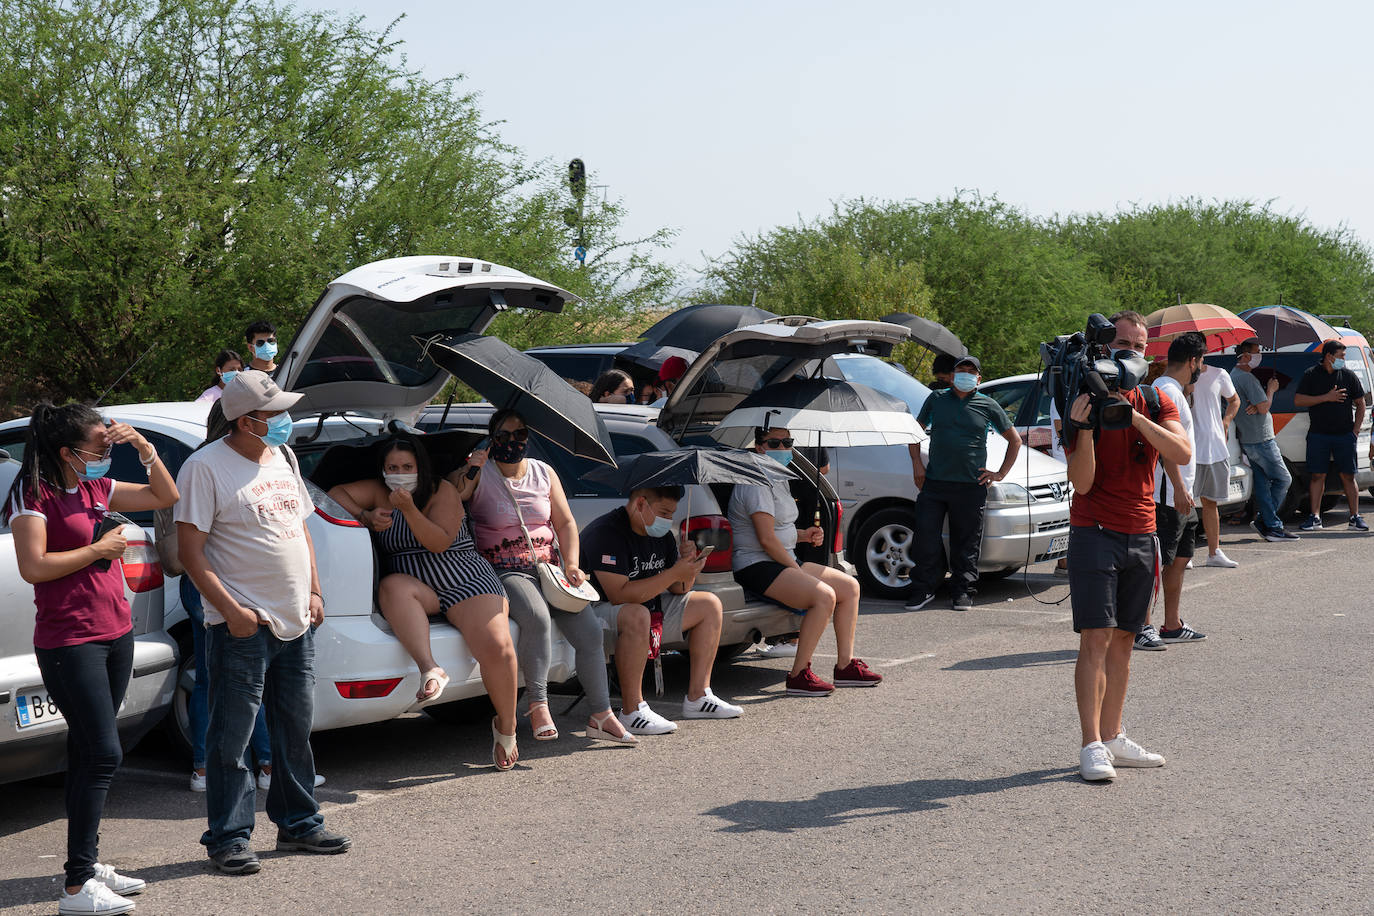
[497,472,598,613]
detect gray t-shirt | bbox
[174,439,316,639]
[1230,368,1275,444]
[728,477,798,569]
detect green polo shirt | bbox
[915,389,1012,483]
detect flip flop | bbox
[492,717,518,770]
[416,668,449,703]
[526,701,559,741]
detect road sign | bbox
[574,246,587,263]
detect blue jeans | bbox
[1243,438,1292,531]
[181,577,271,771]
[202,623,322,856]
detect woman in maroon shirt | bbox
[3,403,178,915]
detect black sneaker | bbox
[1159,622,1207,643]
[1273,528,1301,541]
[210,841,261,875]
[1299,514,1322,531]
[952,593,973,611]
[276,828,352,855]
[1133,626,1166,651]
[1350,515,1369,532]
[903,591,935,611]
[1251,519,1284,542]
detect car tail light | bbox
[681,515,733,574]
[314,505,364,528]
[335,678,403,699]
[832,500,844,554]
[121,535,163,593]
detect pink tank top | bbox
[468,459,556,571]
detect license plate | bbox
[1228,481,1243,498]
[1047,534,1069,556]
[15,688,64,730]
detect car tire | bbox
[851,506,918,600]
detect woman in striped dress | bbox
[328,438,519,769]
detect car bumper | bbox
[978,500,1072,568]
[311,614,577,732]
[0,633,178,785]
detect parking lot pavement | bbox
[2,521,1372,914]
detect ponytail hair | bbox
[2,402,105,523]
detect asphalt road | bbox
[2,517,1371,914]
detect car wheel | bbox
[851,507,917,600]
[161,636,195,758]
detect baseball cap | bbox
[954,355,981,373]
[658,355,689,382]
[220,369,302,420]
[931,353,958,375]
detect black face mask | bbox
[490,440,527,464]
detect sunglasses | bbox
[762,438,794,449]
[75,445,113,461]
[492,428,529,445]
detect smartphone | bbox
[695,545,716,560]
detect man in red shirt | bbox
[1064,312,1192,781]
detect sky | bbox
[300,0,1374,290]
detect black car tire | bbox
[851,506,920,600]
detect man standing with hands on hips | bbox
[1064,311,1192,781]
[176,370,351,875]
[1296,339,1368,531]
[905,356,1021,612]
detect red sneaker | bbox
[833,658,883,687]
[784,663,835,696]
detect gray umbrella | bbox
[583,445,780,494]
[635,304,779,354]
[421,332,616,466]
[882,312,967,358]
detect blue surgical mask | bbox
[255,341,278,361]
[952,372,978,393]
[69,455,111,481]
[1332,357,1346,370]
[640,505,673,538]
[247,412,293,448]
[768,449,793,467]
[220,369,238,385]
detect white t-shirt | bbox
[1152,375,1196,503]
[174,439,316,639]
[728,476,798,570]
[1191,365,1235,465]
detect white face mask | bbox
[384,473,419,493]
[1247,351,1263,369]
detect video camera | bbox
[1040,313,1149,433]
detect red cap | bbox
[658,355,688,381]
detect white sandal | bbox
[586,710,638,746]
[526,701,559,741]
[492,718,518,770]
[416,667,449,703]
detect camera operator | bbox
[1063,311,1192,782]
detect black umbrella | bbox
[635,304,778,354]
[421,332,616,466]
[615,340,698,376]
[584,445,779,494]
[881,312,967,358]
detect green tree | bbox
[0,0,674,407]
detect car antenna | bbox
[93,342,159,406]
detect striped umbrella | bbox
[1144,303,1256,359]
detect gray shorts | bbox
[1067,525,1158,633]
[1195,459,1230,501]
[591,591,689,644]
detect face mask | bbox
[952,372,978,393]
[1332,357,1346,370]
[255,341,278,361]
[640,505,673,538]
[384,473,419,493]
[247,412,293,448]
[220,369,238,385]
[68,455,111,481]
[1246,352,1262,370]
[768,449,793,467]
[490,440,527,464]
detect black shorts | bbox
[1154,504,1198,566]
[1067,525,1157,633]
[734,560,789,597]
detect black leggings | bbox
[35,631,133,888]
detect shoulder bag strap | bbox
[494,467,560,566]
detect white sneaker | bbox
[757,640,797,658]
[1104,732,1166,767]
[1079,741,1116,781]
[92,863,145,896]
[617,701,678,735]
[59,878,135,915]
[1204,550,1238,568]
[681,689,743,719]
[188,770,206,793]
[257,769,326,790]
